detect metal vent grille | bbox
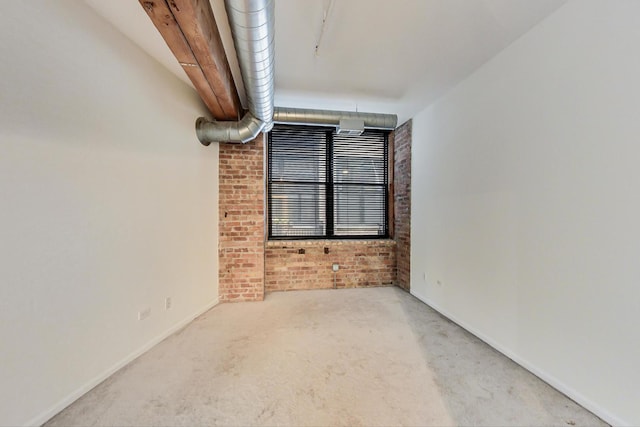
[337,118,365,136]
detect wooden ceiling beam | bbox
[169,0,241,119]
[139,0,242,120]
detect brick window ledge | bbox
[266,239,396,247]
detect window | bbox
[268,124,389,239]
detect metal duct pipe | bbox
[196,0,275,145]
[196,115,265,146]
[227,0,275,128]
[273,107,398,130]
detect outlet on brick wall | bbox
[265,241,397,292]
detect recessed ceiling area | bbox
[85,0,566,122]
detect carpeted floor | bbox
[45,287,607,426]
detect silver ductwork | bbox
[196,0,398,145]
[227,0,275,129]
[195,115,264,146]
[273,107,398,130]
[196,0,275,146]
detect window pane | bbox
[334,184,386,236]
[270,183,326,237]
[333,131,386,184]
[270,126,326,183]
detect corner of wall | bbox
[217,135,266,302]
[393,119,412,291]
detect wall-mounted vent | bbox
[337,118,365,136]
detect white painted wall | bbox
[0,2,218,425]
[411,1,640,425]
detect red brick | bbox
[265,240,396,292]
[218,136,265,303]
[218,124,410,299]
[394,120,411,291]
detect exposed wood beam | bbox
[168,0,241,119]
[139,0,241,120]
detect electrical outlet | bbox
[138,307,151,321]
[165,297,172,310]
[332,263,339,272]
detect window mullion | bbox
[267,131,273,238]
[326,130,334,238]
[384,133,389,237]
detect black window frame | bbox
[267,124,389,240]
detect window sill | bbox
[265,239,396,247]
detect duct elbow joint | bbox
[196,0,274,146]
[195,114,267,146]
[236,114,266,143]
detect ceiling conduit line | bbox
[314,0,336,57]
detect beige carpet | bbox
[46,287,607,426]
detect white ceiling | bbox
[83,0,247,102]
[85,0,566,123]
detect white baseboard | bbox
[26,297,219,427]
[410,289,626,427]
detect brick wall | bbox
[218,136,265,302]
[394,120,412,291]
[265,240,396,292]
[217,124,410,300]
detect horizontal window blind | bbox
[332,131,387,237]
[268,124,388,239]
